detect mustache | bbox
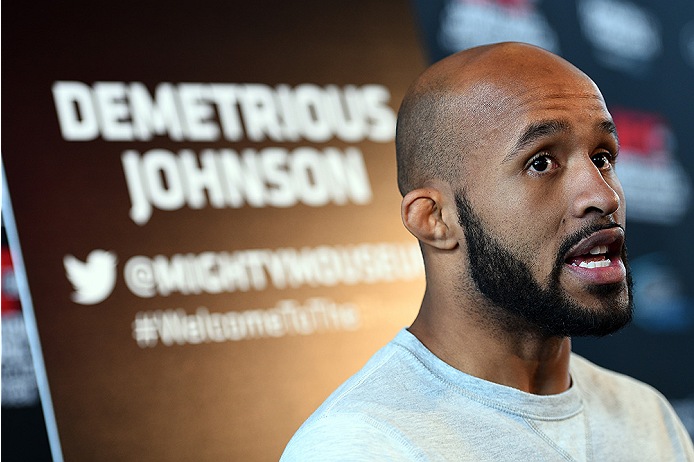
[555,221,624,267]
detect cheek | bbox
[485,186,566,245]
[478,203,558,273]
[464,174,568,266]
[497,199,569,277]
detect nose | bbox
[569,159,622,219]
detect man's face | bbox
[453,59,633,337]
[456,192,633,337]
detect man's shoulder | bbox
[569,352,673,414]
[280,331,431,461]
[570,353,694,457]
[308,330,431,419]
[280,411,422,461]
[570,352,660,393]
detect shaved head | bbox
[395,42,598,196]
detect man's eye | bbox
[592,152,613,170]
[529,155,555,173]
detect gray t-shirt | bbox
[281,328,694,461]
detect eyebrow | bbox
[502,119,619,163]
[598,119,619,146]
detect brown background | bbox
[2,0,427,459]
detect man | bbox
[281,42,694,460]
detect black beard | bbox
[455,192,633,338]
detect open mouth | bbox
[562,227,626,284]
[565,243,619,269]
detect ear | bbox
[401,187,459,250]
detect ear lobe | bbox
[401,188,458,250]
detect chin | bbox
[558,285,634,338]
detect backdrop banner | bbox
[2,0,427,460]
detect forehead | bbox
[463,68,607,120]
[455,72,612,151]
[509,81,611,138]
[444,73,616,193]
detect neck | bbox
[409,289,572,395]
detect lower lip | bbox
[563,257,626,285]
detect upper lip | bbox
[564,227,625,260]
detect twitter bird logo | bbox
[64,250,118,305]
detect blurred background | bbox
[2,0,693,460]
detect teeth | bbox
[589,245,608,255]
[577,259,611,269]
